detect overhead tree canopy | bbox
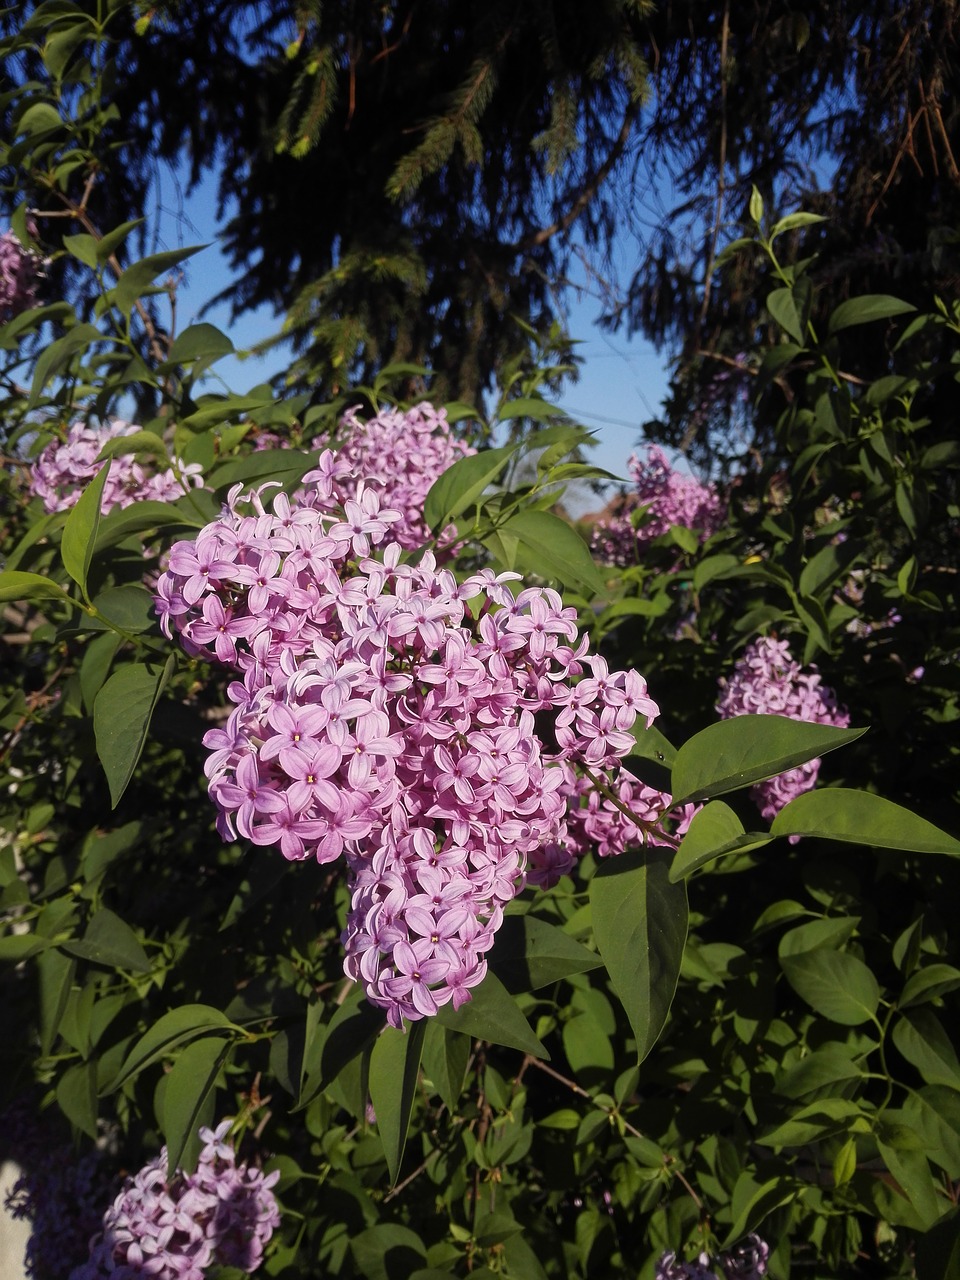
[2,0,958,447]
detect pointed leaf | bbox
[93,657,174,807]
[828,294,916,333]
[892,1010,960,1090]
[0,570,72,604]
[107,1004,240,1092]
[27,323,102,409]
[61,461,109,595]
[167,322,234,363]
[423,444,516,531]
[421,1022,470,1112]
[162,1035,230,1174]
[56,1060,99,1140]
[298,984,386,1108]
[590,846,688,1062]
[61,908,150,972]
[781,949,880,1025]
[111,245,206,316]
[670,801,773,880]
[500,509,607,597]
[487,916,602,992]
[436,970,548,1058]
[368,1020,427,1185]
[671,716,866,806]
[771,790,960,855]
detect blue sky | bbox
[154,164,671,486]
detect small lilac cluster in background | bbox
[716,636,849,822]
[155,445,665,1028]
[656,1234,769,1280]
[3,1096,114,1280]
[70,1121,280,1280]
[29,420,202,514]
[0,228,41,322]
[591,445,723,566]
[318,401,475,549]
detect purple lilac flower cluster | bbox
[29,420,203,515]
[3,1096,114,1280]
[656,1234,769,1280]
[0,229,41,322]
[320,401,475,549]
[591,445,723,566]
[716,636,849,822]
[70,1122,280,1280]
[155,453,660,1027]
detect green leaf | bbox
[767,286,806,344]
[590,846,688,1062]
[37,948,76,1057]
[775,1045,865,1099]
[298,985,385,1108]
[56,1060,98,1140]
[0,933,51,962]
[892,1010,960,1090]
[93,499,204,554]
[771,790,960,854]
[798,539,861,599]
[61,908,150,972]
[350,1225,426,1280]
[107,1004,239,1092]
[770,211,827,237]
[487,916,602,992]
[496,396,568,422]
[61,461,109,596]
[16,100,63,137]
[63,232,99,268]
[368,1020,427,1185]
[167,322,235,363]
[436,970,548,1058]
[900,965,960,1010]
[95,429,169,463]
[162,1035,230,1174]
[721,1172,797,1249]
[499,509,607,597]
[670,801,772,881]
[95,218,145,263]
[423,444,516,531]
[421,1021,470,1111]
[827,294,916,333]
[89,585,156,634]
[0,570,72,604]
[27,322,102,410]
[757,1097,867,1148]
[93,658,175,808]
[671,716,866,806]
[110,245,206,317]
[206,449,319,493]
[876,1126,944,1229]
[780,948,880,1025]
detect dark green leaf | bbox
[421,1022,470,1112]
[827,294,916,333]
[436,970,548,1058]
[27,323,102,410]
[915,1209,960,1280]
[775,1045,864,1099]
[423,444,516,531]
[162,1035,230,1174]
[350,1225,426,1280]
[780,949,880,1025]
[499,509,607,597]
[892,1010,960,1090]
[168,322,235,363]
[206,449,319,492]
[757,1097,867,1148]
[61,908,150,972]
[767,287,805,344]
[298,985,386,1108]
[107,1004,240,1092]
[590,846,688,1061]
[93,657,174,807]
[771,789,960,854]
[369,1020,427,1185]
[900,965,960,1010]
[721,1173,797,1248]
[111,245,206,316]
[56,1060,98,1140]
[89,585,156,633]
[80,632,121,712]
[61,461,109,596]
[671,716,865,806]
[488,916,601,992]
[670,801,772,881]
[0,570,72,604]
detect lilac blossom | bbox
[591,445,723,566]
[154,453,668,1028]
[70,1121,280,1280]
[28,420,203,515]
[0,228,41,321]
[716,636,849,823]
[655,1235,769,1280]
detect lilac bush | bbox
[29,420,202,514]
[591,445,723,566]
[716,636,849,821]
[70,1121,280,1280]
[155,453,663,1027]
